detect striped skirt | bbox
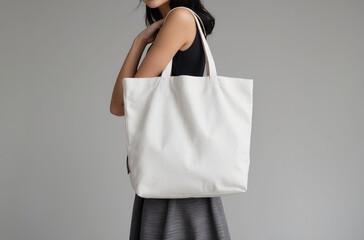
[129,193,231,240]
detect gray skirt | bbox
[129,193,231,240]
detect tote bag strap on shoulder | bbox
[161,6,217,78]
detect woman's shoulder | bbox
[147,8,197,53]
[163,7,196,27]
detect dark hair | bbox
[136,0,215,37]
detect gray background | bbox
[1,0,363,239]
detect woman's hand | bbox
[136,19,164,44]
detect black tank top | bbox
[146,22,206,77]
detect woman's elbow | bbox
[110,103,125,116]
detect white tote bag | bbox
[123,6,253,198]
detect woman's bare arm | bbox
[110,8,196,116]
[109,36,149,116]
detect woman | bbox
[110,1,231,239]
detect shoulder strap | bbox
[160,6,217,78]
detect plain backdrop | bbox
[1,0,363,239]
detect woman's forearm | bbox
[110,36,147,116]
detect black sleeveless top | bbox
[146,22,206,77]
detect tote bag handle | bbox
[161,7,218,78]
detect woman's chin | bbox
[145,0,158,8]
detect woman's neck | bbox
[159,3,171,19]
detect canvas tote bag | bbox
[122,6,253,198]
